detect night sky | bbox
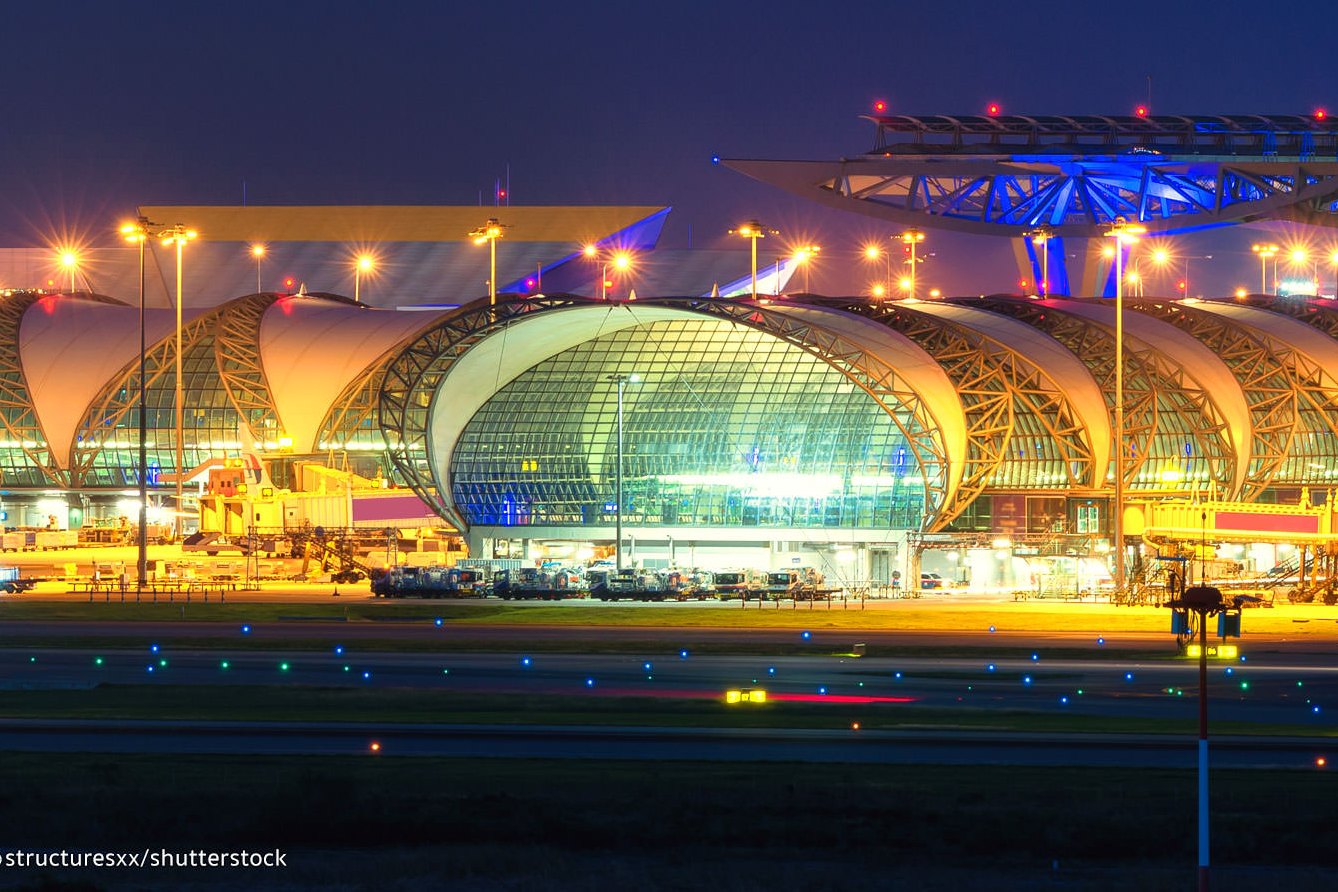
[3,0,1333,296]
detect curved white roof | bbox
[21,299,202,468]
[1195,302,1338,390]
[1041,299,1252,495]
[260,299,439,452]
[428,302,966,516]
[908,300,1109,487]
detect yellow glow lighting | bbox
[1151,248,1169,264]
[612,253,631,271]
[1185,644,1238,659]
[582,244,597,257]
[864,245,881,260]
[357,254,375,271]
[251,244,266,258]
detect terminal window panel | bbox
[77,334,249,487]
[450,319,929,529]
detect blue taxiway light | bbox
[585,678,595,688]
[1030,653,1039,662]
[1023,676,1032,685]
[767,666,776,676]
[241,625,251,635]
[987,664,996,672]
[1125,672,1135,681]
[801,631,812,641]
[335,645,344,656]
[988,625,996,633]
[679,650,689,659]
[434,618,443,627]
[643,661,653,672]
[150,644,160,654]
[521,656,532,667]
[363,671,371,680]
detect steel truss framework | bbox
[214,295,283,434]
[377,294,951,533]
[0,294,125,486]
[71,313,217,486]
[727,114,1338,238]
[820,299,1095,530]
[1130,300,1336,498]
[969,298,1237,496]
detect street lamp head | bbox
[871,283,886,298]
[469,218,508,243]
[356,254,375,272]
[1291,248,1308,264]
[582,244,598,258]
[899,229,925,244]
[1151,247,1170,265]
[898,276,912,291]
[1251,243,1279,258]
[1235,287,1248,299]
[60,250,78,268]
[250,244,267,259]
[611,252,632,271]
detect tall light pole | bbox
[59,250,80,293]
[864,244,889,295]
[1330,250,1338,299]
[604,373,638,572]
[469,218,508,310]
[1252,243,1278,295]
[250,244,266,294]
[730,220,776,299]
[1027,228,1052,295]
[160,225,197,543]
[1105,217,1145,600]
[582,246,633,300]
[120,217,160,592]
[353,253,375,303]
[900,229,926,299]
[1289,248,1318,295]
[792,245,820,293]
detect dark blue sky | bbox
[3,0,1333,296]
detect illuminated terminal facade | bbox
[1,275,1336,583]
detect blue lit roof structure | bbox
[725,113,1338,238]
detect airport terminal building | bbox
[1,222,1338,584]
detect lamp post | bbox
[1167,581,1236,892]
[1251,243,1278,295]
[1027,228,1052,295]
[792,245,820,293]
[60,250,79,293]
[604,373,639,572]
[119,217,160,592]
[1330,250,1338,299]
[159,225,197,543]
[1105,217,1145,600]
[1288,248,1318,295]
[469,218,508,310]
[250,244,266,294]
[899,229,926,299]
[864,244,889,296]
[729,220,776,299]
[353,253,375,303]
[1184,255,1213,299]
[582,246,633,300]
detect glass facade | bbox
[449,319,930,530]
[75,327,245,486]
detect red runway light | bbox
[873,100,887,113]
[987,103,1000,115]
[1135,105,1149,117]
[369,741,381,752]
[1317,109,1328,121]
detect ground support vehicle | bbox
[493,567,583,600]
[371,566,484,598]
[0,566,36,593]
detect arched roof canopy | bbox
[379,294,961,533]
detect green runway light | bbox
[94,657,103,666]
[158,659,167,667]
[1241,681,1250,690]
[220,661,230,670]
[279,662,290,671]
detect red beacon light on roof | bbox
[1135,105,1149,118]
[986,102,1001,115]
[1316,108,1328,121]
[873,100,887,113]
